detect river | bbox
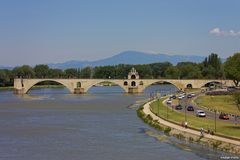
[0,85,231,160]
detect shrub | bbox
[164,127,171,135]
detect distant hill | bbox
[48,51,205,69]
[0,65,13,70]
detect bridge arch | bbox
[24,79,73,94]
[85,80,128,93]
[141,80,181,93]
[76,82,81,88]
[186,83,193,89]
[202,80,223,88]
[131,81,136,87]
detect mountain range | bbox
[48,51,205,69]
[1,51,207,70]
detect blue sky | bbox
[0,0,240,66]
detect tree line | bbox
[0,53,240,87]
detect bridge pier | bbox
[13,88,25,94]
[128,87,140,93]
[74,88,85,94]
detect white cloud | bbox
[209,27,240,37]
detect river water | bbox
[0,85,231,160]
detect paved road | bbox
[166,92,239,124]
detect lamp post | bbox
[214,109,217,133]
[167,102,169,120]
[185,105,187,122]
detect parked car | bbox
[166,99,172,104]
[175,104,183,110]
[187,94,192,98]
[172,95,177,99]
[190,93,196,97]
[219,113,229,120]
[187,105,194,111]
[196,110,206,117]
[178,96,183,100]
[227,86,237,92]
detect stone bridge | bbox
[13,68,235,94]
[13,78,234,94]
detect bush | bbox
[164,127,171,135]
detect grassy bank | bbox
[137,102,240,154]
[150,98,240,139]
[194,95,239,115]
[0,86,13,90]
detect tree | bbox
[64,68,78,78]
[0,70,7,87]
[79,67,92,78]
[201,53,223,79]
[48,68,64,78]
[34,64,49,78]
[12,65,34,78]
[134,64,152,78]
[165,66,179,79]
[93,66,117,79]
[224,53,240,86]
[176,62,202,79]
[150,62,172,78]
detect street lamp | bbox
[185,105,187,122]
[167,102,169,120]
[214,109,217,133]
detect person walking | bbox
[200,128,204,137]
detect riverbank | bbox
[0,85,64,91]
[137,99,240,155]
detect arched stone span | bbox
[202,81,222,88]
[186,84,193,89]
[22,79,75,94]
[140,80,181,93]
[84,80,128,93]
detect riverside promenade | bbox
[143,100,240,146]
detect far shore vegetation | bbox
[0,84,64,91]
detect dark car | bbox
[187,105,194,111]
[175,105,183,110]
[187,94,192,98]
[172,95,177,99]
[219,113,229,120]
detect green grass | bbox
[194,95,240,115]
[151,98,240,139]
[0,86,13,90]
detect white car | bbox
[178,96,183,100]
[196,110,206,117]
[190,93,196,97]
[166,99,172,104]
